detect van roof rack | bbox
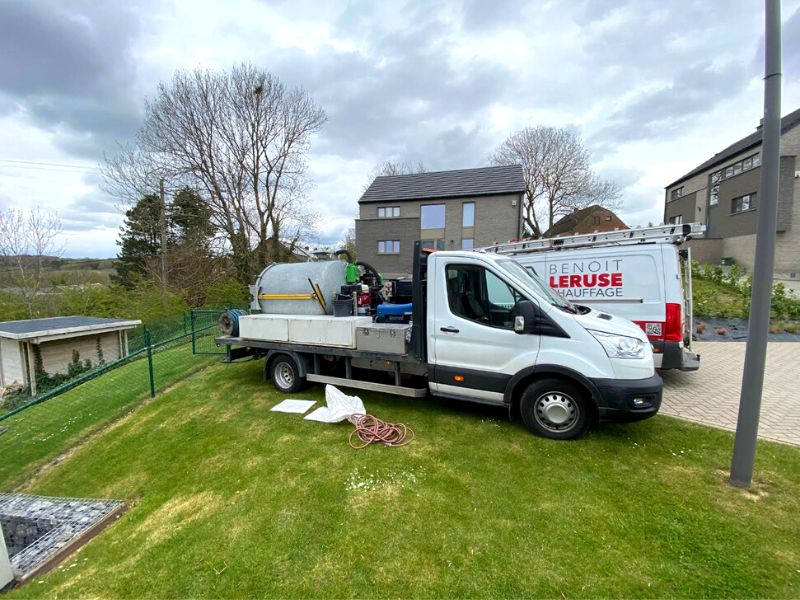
[479,223,705,255]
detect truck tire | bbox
[519,378,592,440]
[268,354,305,394]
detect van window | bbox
[446,264,523,329]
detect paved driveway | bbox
[660,342,800,446]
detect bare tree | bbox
[0,208,63,317]
[102,63,326,284]
[490,126,621,238]
[364,160,427,191]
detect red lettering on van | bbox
[547,272,624,289]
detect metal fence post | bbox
[145,328,155,398]
[190,311,197,355]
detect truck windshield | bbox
[496,259,573,311]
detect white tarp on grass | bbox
[304,385,365,423]
[270,399,317,414]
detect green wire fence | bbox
[0,306,247,489]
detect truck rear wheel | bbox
[519,378,591,440]
[268,354,305,394]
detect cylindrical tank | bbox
[249,261,348,315]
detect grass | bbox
[4,358,800,598]
[0,342,217,491]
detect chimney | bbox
[757,118,764,130]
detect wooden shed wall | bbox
[0,338,25,387]
[38,332,121,377]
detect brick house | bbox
[355,165,526,277]
[544,205,628,237]
[664,107,800,278]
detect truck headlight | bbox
[588,330,645,359]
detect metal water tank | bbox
[249,261,348,315]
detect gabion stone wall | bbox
[0,493,124,582]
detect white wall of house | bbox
[0,337,25,388]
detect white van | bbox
[484,224,701,371]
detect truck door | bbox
[430,260,541,403]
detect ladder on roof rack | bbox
[479,223,706,255]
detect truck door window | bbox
[446,264,523,329]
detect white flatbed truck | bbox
[217,242,662,440]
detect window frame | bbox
[444,263,526,330]
[462,202,475,228]
[377,240,400,254]
[670,186,684,201]
[731,193,756,215]
[377,206,400,218]
[421,204,446,229]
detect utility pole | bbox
[730,0,782,488]
[159,177,167,292]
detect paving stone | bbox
[661,342,800,446]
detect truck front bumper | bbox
[591,373,663,423]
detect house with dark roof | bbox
[0,316,141,395]
[355,165,526,276]
[544,205,627,238]
[664,107,800,277]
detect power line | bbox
[0,158,100,173]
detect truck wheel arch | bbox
[504,365,600,418]
[263,350,311,380]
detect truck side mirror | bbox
[514,300,537,334]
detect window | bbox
[731,193,756,214]
[378,206,400,218]
[462,202,475,227]
[709,170,722,206]
[671,187,684,201]
[591,216,600,225]
[719,153,760,182]
[378,240,400,254]
[421,204,446,229]
[669,215,683,224]
[421,239,445,250]
[445,264,524,329]
[462,238,474,250]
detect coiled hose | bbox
[347,414,415,448]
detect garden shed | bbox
[0,316,141,395]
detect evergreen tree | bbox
[112,194,163,288]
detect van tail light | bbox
[664,303,682,342]
[633,303,683,344]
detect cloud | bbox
[0,0,145,159]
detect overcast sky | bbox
[0,0,798,258]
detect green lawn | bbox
[5,358,800,598]
[0,343,217,491]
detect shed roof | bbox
[359,165,526,203]
[0,316,141,341]
[666,106,800,189]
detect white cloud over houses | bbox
[0,0,798,257]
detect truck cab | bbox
[421,249,661,438]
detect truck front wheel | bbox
[519,378,592,440]
[268,354,305,394]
